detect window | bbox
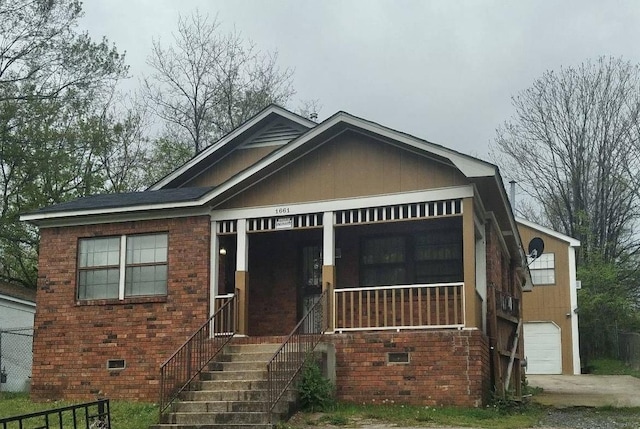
[414,230,462,284]
[361,236,407,286]
[530,253,555,285]
[360,221,463,287]
[78,233,168,300]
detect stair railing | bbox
[159,294,236,418]
[266,290,328,422]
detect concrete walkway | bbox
[527,374,640,407]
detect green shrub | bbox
[298,360,334,412]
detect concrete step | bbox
[155,342,299,429]
[218,351,277,362]
[200,369,267,381]
[173,399,289,414]
[225,343,282,354]
[192,379,268,391]
[208,360,266,372]
[167,411,269,425]
[181,388,296,403]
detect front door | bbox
[300,244,322,333]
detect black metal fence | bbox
[0,399,109,429]
[266,290,328,422]
[0,328,33,392]
[159,294,236,417]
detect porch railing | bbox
[334,282,465,332]
[266,290,328,422]
[0,399,109,429]
[159,294,236,417]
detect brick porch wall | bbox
[331,330,490,407]
[32,216,210,402]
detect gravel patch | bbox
[285,407,640,429]
[536,408,640,429]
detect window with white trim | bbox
[78,233,168,300]
[530,252,555,285]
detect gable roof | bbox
[21,106,513,243]
[30,187,213,215]
[517,218,581,247]
[0,282,36,304]
[149,104,317,190]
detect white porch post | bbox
[235,219,249,335]
[210,220,220,318]
[322,211,335,331]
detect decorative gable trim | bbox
[149,105,316,190]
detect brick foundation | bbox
[331,329,490,407]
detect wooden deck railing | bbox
[334,283,465,332]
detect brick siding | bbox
[32,216,210,402]
[332,330,490,407]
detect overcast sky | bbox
[78,1,640,169]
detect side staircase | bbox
[151,342,297,429]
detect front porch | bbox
[211,195,484,338]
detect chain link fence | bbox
[619,332,640,370]
[0,327,34,392]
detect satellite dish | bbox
[527,237,545,260]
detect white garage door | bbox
[524,322,562,374]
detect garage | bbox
[524,322,562,374]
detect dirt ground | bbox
[284,375,640,428]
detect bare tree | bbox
[494,57,640,263]
[144,12,295,154]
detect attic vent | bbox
[243,122,305,148]
[336,199,462,226]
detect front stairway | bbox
[151,342,297,429]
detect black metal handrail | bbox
[159,294,236,417]
[0,399,110,429]
[266,290,328,421]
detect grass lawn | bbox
[588,358,640,378]
[0,392,158,429]
[281,402,545,429]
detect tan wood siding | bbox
[218,133,468,209]
[186,146,279,188]
[519,223,574,374]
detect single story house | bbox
[518,219,581,375]
[0,282,36,392]
[22,105,529,407]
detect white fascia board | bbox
[21,206,211,228]
[149,106,316,190]
[516,218,581,247]
[0,295,36,308]
[210,186,474,221]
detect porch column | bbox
[235,219,249,335]
[210,220,220,318]
[463,197,478,328]
[322,211,336,332]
